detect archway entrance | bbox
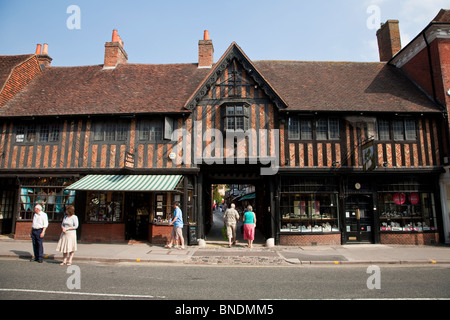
[199,165,275,247]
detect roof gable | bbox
[184,42,288,110]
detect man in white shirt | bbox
[31,204,48,263]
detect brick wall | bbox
[150,224,172,244]
[103,42,127,68]
[80,223,126,243]
[380,232,439,245]
[14,221,61,241]
[279,233,341,246]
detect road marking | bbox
[266,298,450,300]
[0,288,165,299]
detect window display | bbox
[152,193,182,224]
[280,193,339,233]
[378,192,437,232]
[86,191,123,222]
[19,186,75,221]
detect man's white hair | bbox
[35,204,42,211]
[230,203,235,208]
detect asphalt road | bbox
[0,258,449,301]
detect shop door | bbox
[344,195,374,243]
[125,193,150,241]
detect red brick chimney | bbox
[35,43,52,68]
[198,30,214,68]
[103,29,128,69]
[376,20,402,62]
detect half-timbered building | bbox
[0,10,449,245]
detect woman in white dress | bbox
[56,205,78,266]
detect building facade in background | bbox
[0,10,449,246]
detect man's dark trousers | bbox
[31,229,44,262]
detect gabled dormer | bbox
[185,41,288,111]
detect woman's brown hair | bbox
[66,205,75,216]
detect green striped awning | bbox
[65,175,182,192]
[238,193,255,201]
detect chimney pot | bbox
[35,44,42,55]
[112,29,119,42]
[42,43,48,55]
[204,30,210,40]
[36,43,52,68]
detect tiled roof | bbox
[0,56,440,117]
[254,60,440,113]
[0,63,210,117]
[0,54,34,91]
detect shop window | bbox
[153,193,182,224]
[85,191,123,222]
[378,192,437,232]
[19,187,75,221]
[280,193,339,233]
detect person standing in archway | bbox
[243,205,256,248]
[223,203,239,247]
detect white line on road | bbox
[0,288,165,299]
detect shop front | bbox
[278,175,341,246]
[14,177,77,241]
[278,173,442,246]
[375,176,440,245]
[65,174,195,244]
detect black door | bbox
[125,193,150,241]
[344,195,374,243]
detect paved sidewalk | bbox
[0,235,449,265]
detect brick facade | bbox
[80,223,126,243]
[14,221,61,241]
[149,224,173,244]
[279,234,341,246]
[380,232,439,245]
